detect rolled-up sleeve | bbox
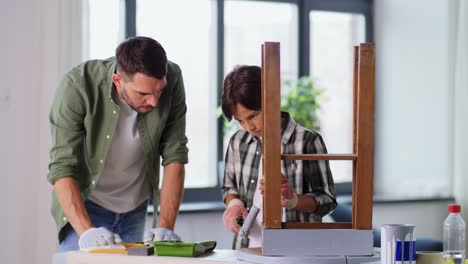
[304,134,337,216]
[47,76,85,184]
[160,69,189,166]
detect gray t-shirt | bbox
[89,89,150,213]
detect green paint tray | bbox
[152,240,217,257]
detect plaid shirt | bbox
[222,112,337,223]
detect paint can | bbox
[381,224,416,264]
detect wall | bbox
[372,0,455,240]
[374,0,453,199]
[373,201,449,239]
[1,1,47,263]
[1,0,82,263]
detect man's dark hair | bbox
[222,65,261,121]
[115,36,167,80]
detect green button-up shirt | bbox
[47,57,188,242]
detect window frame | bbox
[123,0,373,206]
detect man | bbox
[47,36,188,251]
[221,65,337,248]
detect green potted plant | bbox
[281,76,325,132]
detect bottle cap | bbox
[448,204,461,213]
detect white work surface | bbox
[53,249,380,264]
[53,250,252,264]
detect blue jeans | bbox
[59,199,148,251]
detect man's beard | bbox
[121,88,152,113]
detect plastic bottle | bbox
[443,204,466,264]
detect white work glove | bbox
[78,227,122,250]
[223,198,248,233]
[145,227,181,242]
[259,175,298,209]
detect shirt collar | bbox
[245,132,256,145]
[107,57,117,101]
[280,112,297,144]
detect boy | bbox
[221,65,337,248]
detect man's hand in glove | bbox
[145,227,181,242]
[78,227,122,250]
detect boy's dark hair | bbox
[222,65,262,121]
[115,36,167,80]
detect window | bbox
[310,11,366,182]
[136,0,218,189]
[83,0,123,60]
[224,1,298,79]
[224,0,298,155]
[83,0,373,202]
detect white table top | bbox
[53,248,380,264]
[53,249,251,264]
